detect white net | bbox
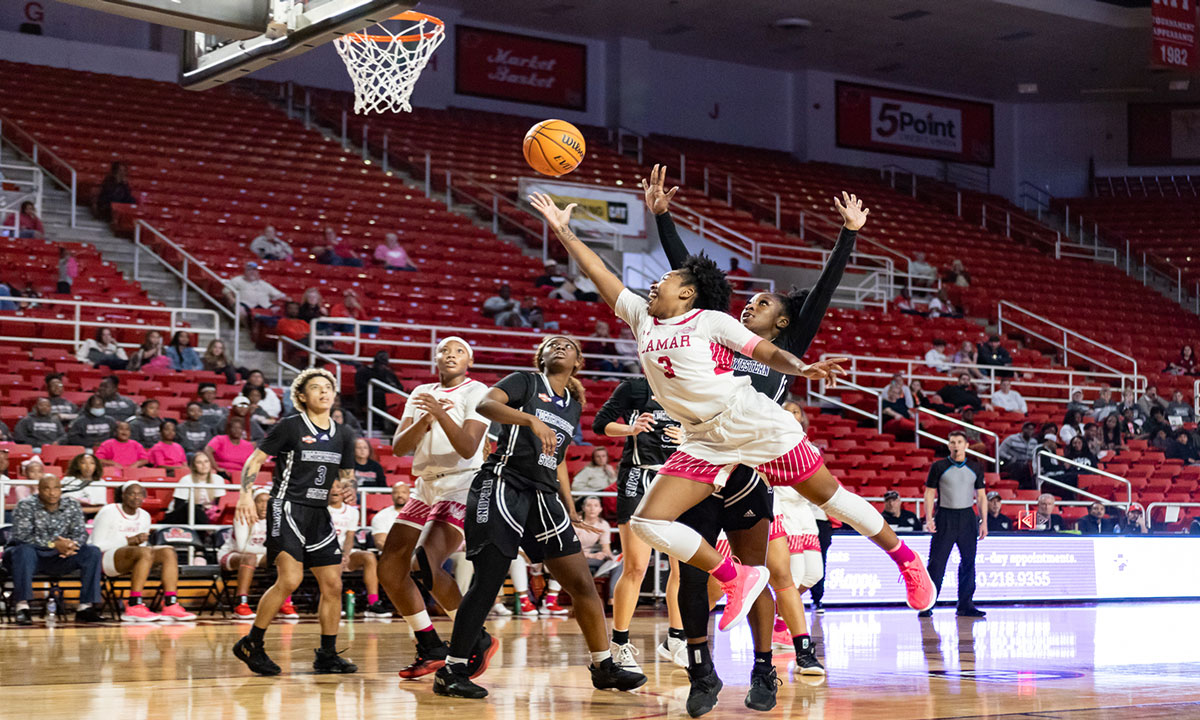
[334,13,445,115]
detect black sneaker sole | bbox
[686,676,723,718]
[745,690,778,712]
[433,675,488,699]
[233,638,282,676]
[591,669,648,691]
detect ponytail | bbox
[566,377,586,408]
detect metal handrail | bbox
[1035,450,1132,507]
[365,377,408,436]
[1017,181,1052,218]
[912,405,1000,472]
[133,220,242,361]
[0,162,44,224]
[0,114,77,228]
[997,300,1139,380]
[275,334,344,388]
[0,296,219,352]
[1146,502,1200,529]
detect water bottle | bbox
[343,590,356,620]
[46,597,56,623]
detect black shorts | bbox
[266,498,343,568]
[615,464,657,525]
[466,470,582,563]
[677,465,772,545]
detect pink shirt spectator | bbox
[148,441,187,468]
[206,435,255,476]
[95,438,149,466]
[374,244,413,268]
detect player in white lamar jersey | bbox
[220,487,272,619]
[328,477,388,617]
[531,189,936,632]
[378,336,491,678]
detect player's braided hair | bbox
[290,367,338,411]
[679,254,732,311]
[533,335,586,408]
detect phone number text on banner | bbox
[835,81,995,166]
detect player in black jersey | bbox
[645,165,864,713]
[433,336,648,699]
[594,377,687,671]
[232,368,358,676]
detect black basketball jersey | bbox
[257,412,356,507]
[732,351,793,406]
[482,372,581,494]
[593,377,679,468]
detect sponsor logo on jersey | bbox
[538,393,551,403]
[301,450,342,463]
[306,487,328,500]
[301,435,316,444]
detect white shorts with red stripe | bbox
[715,532,732,560]
[395,472,473,533]
[659,390,822,489]
[772,485,820,554]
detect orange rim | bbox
[343,10,444,43]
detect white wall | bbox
[0,30,176,82]
[0,1,152,49]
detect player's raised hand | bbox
[630,412,656,435]
[641,164,679,215]
[801,357,848,387]
[833,191,870,231]
[529,192,576,231]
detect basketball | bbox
[523,119,586,177]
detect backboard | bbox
[57,0,415,90]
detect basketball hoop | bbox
[334,10,445,115]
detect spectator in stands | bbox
[240,370,282,419]
[881,490,922,532]
[330,288,369,324]
[354,351,400,430]
[18,458,52,507]
[196,383,227,431]
[374,232,415,270]
[224,262,286,322]
[908,251,937,285]
[998,421,1039,488]
[575,496,616,580]
[944,258,972,287]
[1120,406,1145,439]
[164,451,224,525]
[1090,384,1118,421]
[352,437,387,490]
[314,226,364,267]
[1123,503,1149,534]
[14,398,67,448]
[371,483,410,550]
[1083,423,1105,458]
[1062,390,1087,417]
[57,247,78,294]
[1143,407,1173,443]
[572,446,616,493]
[298,287,327,323]
[894,288,924,316]
[926,289,961,319]
[977,335,1013,378]
[938,373,987,411]
[1138,385,1170,418]
[881,384,915,441]
[910,379,953,414]
[128,399,163,449]
[331,405,363,436]
[1036,434,1075,498]
[12,281,40,311]
[881,373,914,406]
[1059,409,1085,445]
[166,331,203,371]
[327,476,388,616]
[958,407,989,455]
[1031,493,1066,532]
[220,487,271,618]
[61,452,107,511]
[77,327,128,371]
[239,388,277,439]
[726,257,751,294]
[1065,435,1099,472]
[0,281,14,311]
[3,474,104,624]
[985,491,1013,531]
[44,373,78,423]
[514,295,546,329]
[954,340,984,381]
[1167,430,1200,465]
[90,481,197,622]
[95,422,149,470]
[97,375,137,420]
[67,395,118,448]
[275,301,311,345]
[250,226,293,262]
[571,272,600,302]
[16,201,44,239]
[611,326,640,374]
[925,338,953,374]
[583,319,613,371]
[482,284,520,326]
[148,419,188,473]
[177,402,215,458]
[202,339,238,385]
[125,330,170,372]
[535,259,570,292]
[205,419,254,478]
[1167,389,1195,424]
[1165,344,1198,375]
[0,419,10,442]
[221,396,267,441]
[1117,388,1146,422]
[1075,501,1116,534]
[95,161,134,222]
[990,378,1027,414]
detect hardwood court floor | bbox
[3,602,1200,720]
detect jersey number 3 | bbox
[654,356,676,378]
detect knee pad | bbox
[799,550,824,588]
[819,487,885,538]
[411,546,434,591]
[629,516,702,561]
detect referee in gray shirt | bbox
[921,430,987,618]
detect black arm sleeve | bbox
[655,212,690,271]
[777,227,857,356]
[593,379,637,435]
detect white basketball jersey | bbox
[328,502,359,539]
[400,378,490,477]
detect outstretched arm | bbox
[781,192,868,356]
[529,193,626,309]
[642,165,689,270]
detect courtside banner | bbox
[518,178,644,237]
[820,535,1200,605]
[1152,0,1198,70]
[836,81,995,166]
[455,25,587,110]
